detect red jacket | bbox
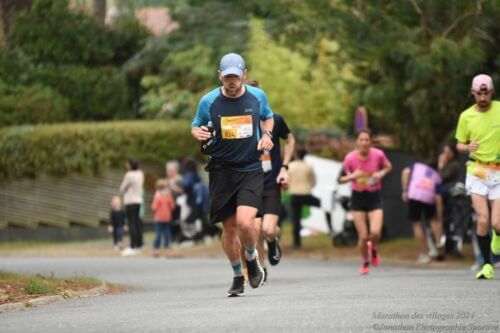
[151,191,175,223]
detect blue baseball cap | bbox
[219,53,245,77]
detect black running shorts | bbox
[350,190,382,212]
[262,183,282,216]
[208,167,263,224]
[408,199,436,222]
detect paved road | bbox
[1,257,499,332]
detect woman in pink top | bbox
[339,129,392,275]
[151,179,176,257]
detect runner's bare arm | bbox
[401,167,410,202]
[257,117,274,150]
[338,169,363,184]
[456,140,478,153]
[282,133,295,166]
[374,162,392,179]
[276,133,295,184]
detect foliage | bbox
[31,65,129,121]
[0,82,70,126]
[330,0,500,155]
[138,44,215,119]
[0,120,200,180]
[9,0,149,66]
[0,0,149,124]
[246,19,347,127]
[107,14,151,65]
[9,0,115,65]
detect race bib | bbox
[468,162,500,183]
[357,173,376,188]
[262,151,272,172]
[220,115,253,139]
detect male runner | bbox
[247,79,295,279]
[455,74,500,279]
[191,53,275,296]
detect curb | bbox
[0,283,108,314]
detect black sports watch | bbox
[263,130,273,139]
[281,164,289,170]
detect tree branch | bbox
[441,0,487,38]
[409,0,423,15]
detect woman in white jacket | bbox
[120,158,145,256]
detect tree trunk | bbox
[0,0,33,38]
[92,0,106,24]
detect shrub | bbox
[32,65,130,120]
[9,0,115,66]
[0,120,201,180]
[0,82,70,126]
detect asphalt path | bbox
[1,257,499,333]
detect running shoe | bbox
[245,256,265,288]
[491,231,500,256]
[435,246,445,261]
[416,254,431,264]
[267,238,282,266]
[475,263,494,280]
[371,250,380,267]
[359,262,370,275]
[227,276,245,297]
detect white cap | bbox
[471,74,494,92]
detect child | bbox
[108,196,126,250]
[151,179,176,257]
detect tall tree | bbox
[92,0,106,24]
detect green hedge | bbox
[0,120,201,180]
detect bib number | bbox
[221,115,253,139]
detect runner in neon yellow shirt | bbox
[455,74,500,280]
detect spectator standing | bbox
[119,158,144,256]
[151,179,176,257]
[108,195,126,250]
[288,148,321,249]
[166,160,184,242]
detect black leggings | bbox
[125,204,143,249]
[290,195,323,248]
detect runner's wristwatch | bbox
[263,130,273,138]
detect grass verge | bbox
[0,270,105,305]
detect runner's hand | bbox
[192,126,213,142]
[257,135,274,151]
[373,170,386,179]
[468,140,479,152]
[276,168,289,186]
[107,226,113,233]
[350,169,364,180]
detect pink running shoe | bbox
[359,262,370,275]
[371,252,380,266]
